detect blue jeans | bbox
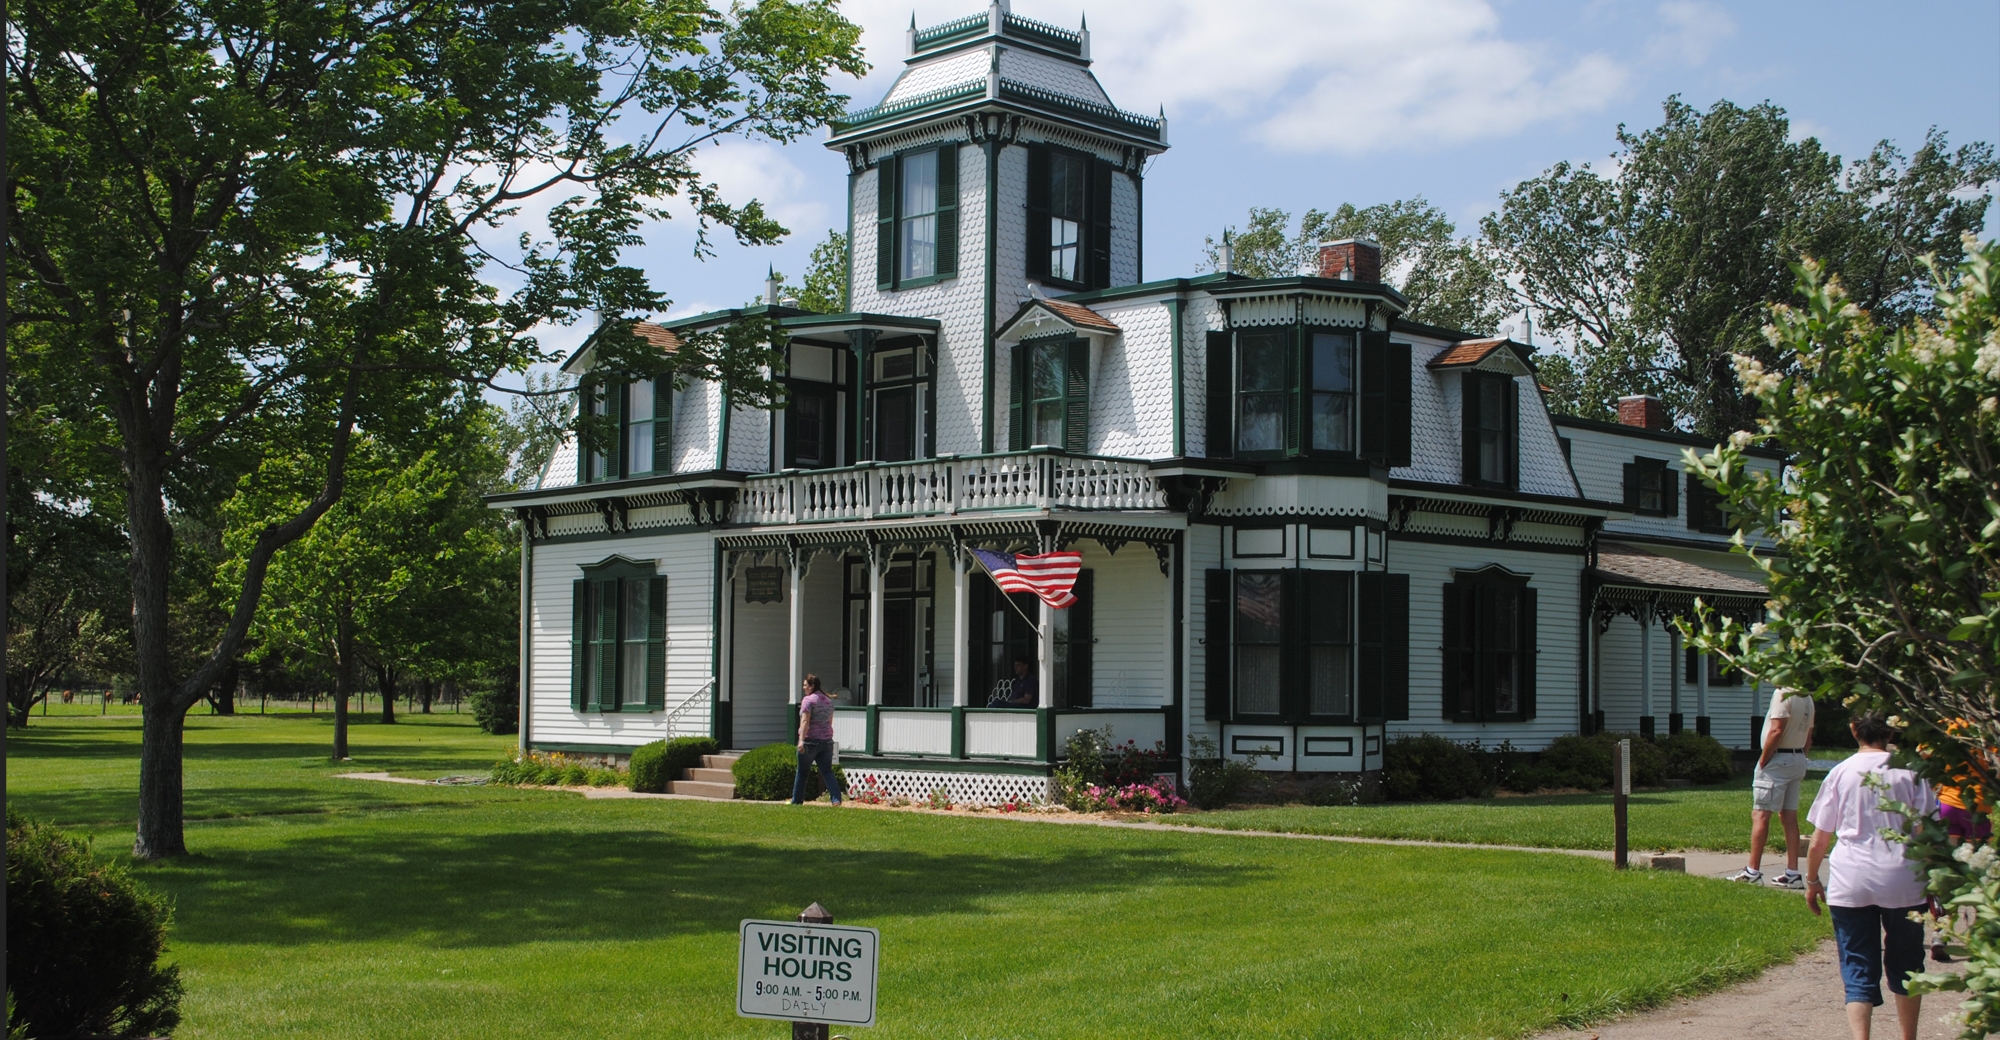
[1830,903,1925,1005]
[790,739,842,804]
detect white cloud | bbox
[839,0,1632,154]
[1648,1,1736,66]
[682,139,831,235]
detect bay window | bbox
[578,376,673,483]
[1442,567,1536,721]
[1205,564,1407,723]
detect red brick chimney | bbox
[1616,394,1669,430]
[1317,238,1381,284]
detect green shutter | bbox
[645,576,667,710]
[1357,572,1385,722]
[1441,581,1462,720]
[876,157,896,290]
[605,380,624,480]
[1503,381,1520,489]
[1460,373,1482,485]
[653,382,674,475]
[1025,144,1050,280]
[592,580,618,712]
[1205,330,1232,459]
[1063,339,1089,452]
[571,579,588,711]
[935,144,959,278]
[1087,158,1113,288]
[968,576,993,699]
[1386,340,1411,467]
[1359,331,1410,467]
[1664,465,1680,519]
[1518,586,1537,720]
[1384,573,1409,721]
[1286,327,1302,453]
[1203,569,1229,721]
[1008,342,1026,450]
[1622,462,1639,510]
[1066,570,1093,708]
[577,383,593,484]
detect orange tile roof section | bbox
[628,321,681,353]
[1425,338,1507,369]
[1038,299,1121,334]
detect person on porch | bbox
[989,656,1037,708]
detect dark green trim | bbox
[1036,707,1052,761]
[1391,528,1589,556]
[529,524,722,547]
[950,706,966,758]
[1202,275,1408,308]
[843,168,856,312]
[1594,530,1780,556]
[829,98,1165,152]
[1388,477,1627,513]
[829,755,1059,776]
[1168,534,1184,761]
[485,468,747,506]
[1256,458,1385,479]
[780,312,942,333]
[581,555,662,581]
[888,273,954,291]
[1049,273,1234,306]
[864,704,879,755]
[530,742,650,756]
[982,135,999,454]
[711,543,729,747]
[1551,413,1787,461]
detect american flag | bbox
[969,548,1083,609]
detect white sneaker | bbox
[1729,867,1764,883]
[1771,871,1806,890]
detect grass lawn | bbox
[10,714,1829,1040]
[1165,774,1820,854]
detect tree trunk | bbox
[419,677,435,714]
[134,705,190,858]
[375,662,398,725]
[131,448,191,859]
[334,610,355,759]
[210,658,240,715]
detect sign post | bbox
[739,904,879,1037]
[1613,738,1631,869]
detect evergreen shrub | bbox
[1659,731,1733,784]
[469,686,518,735]
[733,743,845,801]
[629,737,721,793]
[1381,734,1487,801]
[6,809,183,1040]
[1185,734,1263,809]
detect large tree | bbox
[7,0,865,858]
[1202,199,1510,334]
[1485,97,1996,434]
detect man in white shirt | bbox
[1731,686,1817,887]
[1805,711,1933,1040]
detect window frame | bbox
[876,145,959,292]
[1026,143,1113,291]
[1623,457,1676,517]
[1442,568,1536,723]
[1459,371,1519,490]
[578,375,673,484]
[571,558,666,715]
[1686,471,1729,533]
[866,337,933,462]
[1221,566,1365,725]
[1008,336,1090,452]
[1228,325,1363,461]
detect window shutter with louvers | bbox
[1503,383,1520,489]
[1087,158,1113,288]
[1203,569,1229,721]
[577,383,592,485]
[1518,586,1537,720]
[1067,570,1093,707]
[1205,330,1233,458]
[645,576,667,710]
[1356,571,1386,721]
[876,158,896,289]
[1622,463,1639,510]
[1663,466,1680,519]
[653,382,674,475]
[935,144,959,278]
[1385,572,1409,720]
[1441,582,1462,720]
[571,579,588,711]
[605,381,623,480]
[1025,145,1051,280]
[1359,332,1387,460]
[1459,374,1482,485]
[1063,339,1090,452]
[1008,343,1027,450]
[1386,339,1412,467]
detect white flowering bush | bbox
[1883,800,2000,1037]
[1682,240,2000,1037]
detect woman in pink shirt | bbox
[790,674,843,805]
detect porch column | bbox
[1668,628,1682,734]
[1037,596,1055,709]
[867,546,885,706]
[951,548,970,707]
[1591,606,1604,734]
[788,550,805,705]
[1696,650,1711,736]
[719,555,735,709]
[1638,603,1655,740]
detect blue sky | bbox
[521,0,2000,364]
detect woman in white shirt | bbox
[1805,711,1934,1040]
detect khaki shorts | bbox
[1753,753,1810,812]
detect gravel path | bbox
[1533,939,1971,1040]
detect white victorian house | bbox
[487,2,1783,803]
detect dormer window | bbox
[1204,323,1407,463]
[578,376,672,483]
[1460,372,1518,489]
[1623,457,1677,517]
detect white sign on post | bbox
[737,919,880,1027]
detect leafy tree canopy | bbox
[1202,198,1510,334]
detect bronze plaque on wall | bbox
[743,566,784,604]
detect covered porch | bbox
[715,496,1186,801]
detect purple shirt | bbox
[799,691,835,741]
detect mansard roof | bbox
[827,3,1166,150]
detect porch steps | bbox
[666,753,741,800]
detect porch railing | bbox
[737,450,1166,525]
[831,705,1170,764]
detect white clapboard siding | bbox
[1184,525,1224,741]
[1390,538,1583,750]
[728,581,792,748]
[1081,542,1169,708]
[528,530,715,749]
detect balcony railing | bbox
[737,450,1166,525]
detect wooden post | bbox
[1614,738,1630,869]
[792,903,834,1040]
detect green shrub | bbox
[1539,735,1613,788]
[1659,731,1733,784]
[732,743,846,801]
[6,809,183,1040]
[628,737,721,793]
[469,685,518,735]
[490,751,625,787]
[1381,734,1488,801]
[1184,735,1262,809]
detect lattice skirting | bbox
[842,768,1054,806]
